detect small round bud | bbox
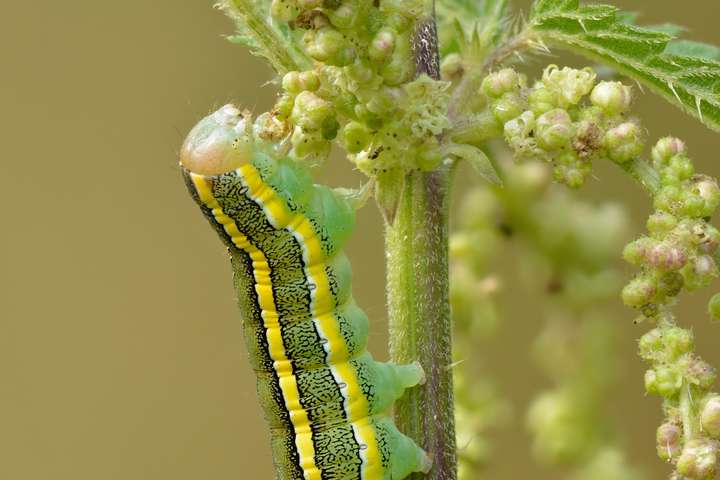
[604,122,644,163]
[440,53,463,81]
[647,243,687,271]
[652,137,687,167]
[306,27,355,66]
[299,71,320,91]
[654,185,682,213]
[663,327,694,360]
[647,212,678,235]
[270,0,298,21]
[622,276,656,307]
[668,155,695,181]
[695,177,720,216]
[646,366,683,397]
[341,121,371,154]
[274,94,294,119]
[368,29,396,64]
[481,68,520,98]
[492,92,525,124]
[541,65,597,107]
[282,71,303,93]
[683,356,717,389]
[639,328,664,361]
[677,438,718,479]
[536,108,574,151]
[528,87,557,116]
[708,293,720,323]
[291,127,329,159]
[291,91,333,131]
[695,255,717,277]
[590,81,632,115]
[623,237,654,265]
[656,422,683,460]
[702,396,720,438]
[327,0,358,29]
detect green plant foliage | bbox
[529,0,720,131]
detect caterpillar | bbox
[180,104,431,480]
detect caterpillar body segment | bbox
[181,105,431,480]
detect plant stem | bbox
[387,169,456,480]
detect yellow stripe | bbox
[237,165,382,479]
[190,173,321,480]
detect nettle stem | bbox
[385,6,456,478]
[386,169,455,480]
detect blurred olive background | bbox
[1,1,720,479]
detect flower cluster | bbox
[452,65,644,189]
[265,0,452,173]
[622,139,720,316]
[639,315,720,479]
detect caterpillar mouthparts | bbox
[180,104,254,176]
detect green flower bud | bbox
[492,92,525,124]
[622,276,657,307]
[656,422,683,460]
[552,152,591,188]
[647,212,678,235]
[652,137,687,167]
[702,395,720,438]
[341,121,371,154]
[274,94,295,119]
[440,53,463,81]
[305,27,355,66]
[654,185,682,213]
[299,70,320,91]
[604,122,644,163]
[658,271,684,298]
[541,65,597,107]
[291,127,330,158]
[481,68,520,98]
[698,224,720,254]
[590,81,632,115]
[536,108,574,151]
[623,237,654,265]
[327,0,358,29]
[298,0,322,7]
[647,243,687,271]
[683,356,717,389]
[291,91,333,131]
[282,71,303,93]
[663,327,694,360]
[668,155,695,181]
[639,328,664,361]
[694,177,720,217]
[271,0,298,21]
[379,31,414,86]
[368,29,396,65]
[708,293,720,323]
[528,87,557,116]
[677,438,718,479]
[646,366,683,397]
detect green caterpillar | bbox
[180,104,431,480]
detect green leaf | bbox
[446,144,502,185]
[666,40,720,61]
[437,0,509,57]
[530,0,720,132]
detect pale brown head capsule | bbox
[180,104,253,175]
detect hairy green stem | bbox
[387,169,456,480]
[680,381,695,443]
[384,3,456,479]
[618,157,662,195]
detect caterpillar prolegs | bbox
[180,104,431,480]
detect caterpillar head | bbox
[180,104,254,175]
